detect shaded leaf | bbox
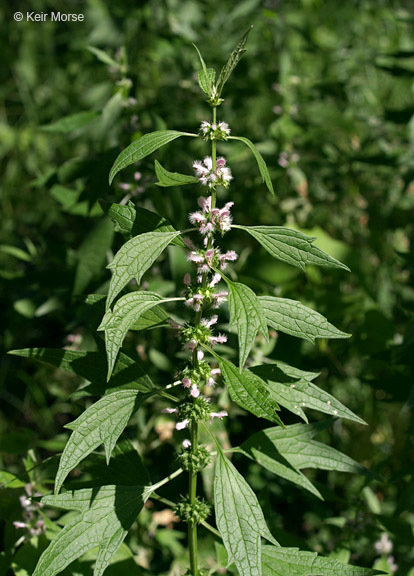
[215,447,277,576]
[229,136,274,196]
[109,130,197,184]
[100,200,184,247]
[8,347,155,396]
[259,296,350,343]
[251,363,365,425]
[234,225,350,271]
[41,111,100,134]
[74,219,114,295]
[106,230,181,309]
[33,485,144,576]
[55,391,148,493]
[262,545,380,575]
[226,280,268,368]
[216,27,253,96]
[218,357,283,425]
[154,160,199,187]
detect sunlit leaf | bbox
[262,545,379,575]
[259,296,350,342]
[106,230,181,309]
[33,485,145,576]
[234,225,350,271]
[218,357,283,426]
[55,390,148,494]
[226,280,268,368]
[215,447,277,576]
[251,363,365,425]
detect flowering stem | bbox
[188,419,199,575]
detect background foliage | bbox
[1,1,413,574]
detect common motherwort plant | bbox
[12,30,379,576]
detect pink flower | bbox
[190,385,200,398]
[182,377,192,388]
[209,273,221,287]
[210,410,228,422]
[13,521,28,529]
[162,407,178,414]
[210,368,221,376]
[187,252,204,264]
[182,439,192,449]
[176,419,190,430]
[209,334,227,346]
[183,273,192,286]
[197,350,204,361]
[201,315,218,328]
[212,291,228,308]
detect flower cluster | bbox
[193,156,232,188]
[181,317,227,355]
[189,196,234,245]
[199,120,231,141]
[187,247,238,279]
[13,484,45,540]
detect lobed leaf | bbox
[216,26,253,96]
[259,296,350,343]
[229,136,274,196]
[106,230,181,309]
[98,291,179,380]
[154,160,199,187]
[215,447,278,576]
[33,485,145,576]
[226,280,268,369]
[109,130,197,184]
[251,363,365,425]
[8,347,155,396]
[234,225,350,271]
[218,357,283,426]
[262,545,380,576]
[55,390,148,494]
[242,422,374,498]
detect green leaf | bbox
[242,422,374,495]
[87,46,119,69]
[234,225,350,271]
[251,363,365,425]
[215,447,277,576]
[33,485,145,576]
[262,546,379,575]
[109,130,197,184]
[74,219,114,295]
[216,26,253,96]
[41,111,100,133]
[218,357,283,425]
[198,68,216,96]
[100,200,185,247]
[0,244,32,262]
[225,280,268,368]
[106,230,181,309]
[259,296,350,343]
[154,160,199,187]
[8,347,155,396]
[55,390,147,494]
[229,136,274,196]
[98,292,179,380]
[193,43,215,96]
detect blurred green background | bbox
[0,1,413,575]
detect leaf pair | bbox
[194,27,253,100]
[224,279,348,370]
